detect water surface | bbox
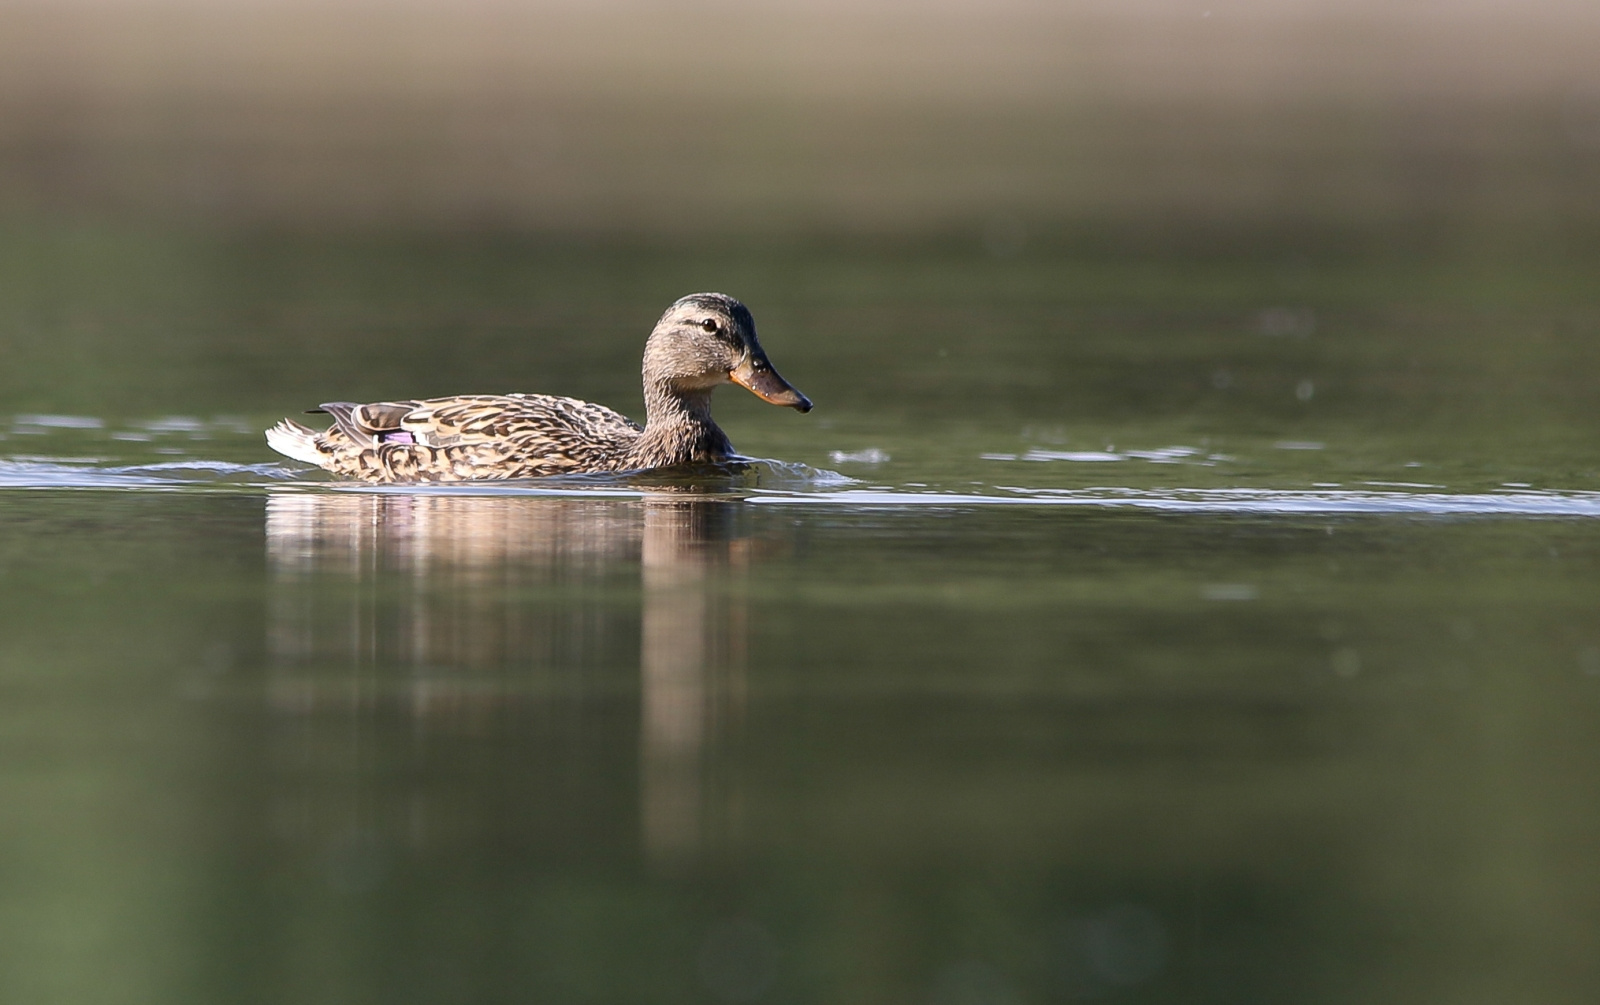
[2,235,1600,1005]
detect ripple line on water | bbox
[0,456,851,496]
[746,486,1600,517]
[0,457,300,491]
[5,452,1598,517]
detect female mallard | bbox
[265,292,811,483]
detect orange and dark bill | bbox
[730,355,813,412]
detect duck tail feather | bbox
[265,419,328,466]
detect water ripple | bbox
[0,458,301,490]
[3,453,1597,517]
[746,486,1600,517]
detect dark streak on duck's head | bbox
[645,292,813,412]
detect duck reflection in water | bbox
[264,490,761,866]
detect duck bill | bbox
[730,356,813,413]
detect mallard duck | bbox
[265,292,811,482]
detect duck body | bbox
[266,293,810,483]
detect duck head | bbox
[644,293,812,412]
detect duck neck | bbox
[629,379,732,467]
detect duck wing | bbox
[312,395,641,447]
[396,394,642,447]
[303,394,645,482]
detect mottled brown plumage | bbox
[266,293,811,483]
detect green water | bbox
[3,230,1600,1004]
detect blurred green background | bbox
[2,0,1598,464]
[4,4,1600,1005]
[4,0,1599,243]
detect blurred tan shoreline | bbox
[2,1,1598,241]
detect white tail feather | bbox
[265,419,327,466]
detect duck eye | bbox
[699,318,720,334]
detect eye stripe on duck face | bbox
[695,315,745,348]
